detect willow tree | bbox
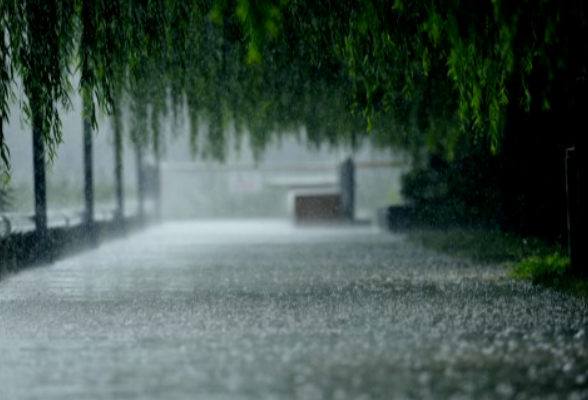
[1,0,77,235]
[1,1,586,252]
[0,0,364,176]
[219,0,586,257]
[267,0,586,242]
[3,0,586,166]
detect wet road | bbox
[1,221,587,399]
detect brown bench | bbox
[289,190,342,222]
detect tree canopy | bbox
[1,0,586,177]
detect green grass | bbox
[510,252,588,298]
[408,228,588,299]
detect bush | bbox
[511,252,570,282]
[401,135,501,228]
[409,228,587,298]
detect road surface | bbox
[1,221,587,399]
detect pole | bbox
[566,148,578,272]
[574,132,586,277]
[340,157,355,220]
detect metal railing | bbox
[0,202,142,238]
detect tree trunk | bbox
[113,108,124,226]
[32,104,47,240]
[153,128,162,220]
[83,102,94,228]
[135,140,146,223]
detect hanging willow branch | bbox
[0,0,586,173]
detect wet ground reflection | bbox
[1,220,587,399]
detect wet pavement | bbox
[0,220,587,400]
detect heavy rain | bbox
[1,1,587,399]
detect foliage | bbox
[410,228,587,298]
[409,228,552,264]
[511,252,569,282]
[339,0,587,151]
[401,133,501,228]
[510,252,588,299]
[1,0,77,162]
[1,0,586,174]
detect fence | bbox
[0,204,145,277]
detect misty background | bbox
[3,82,406,221]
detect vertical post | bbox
[579,139,586,277]
[566,148,578,272]
[32,104,47,241]
[113,108,124,226]
[340,157,355,220]
[83,101,94,230]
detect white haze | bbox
[2,81,407,220]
